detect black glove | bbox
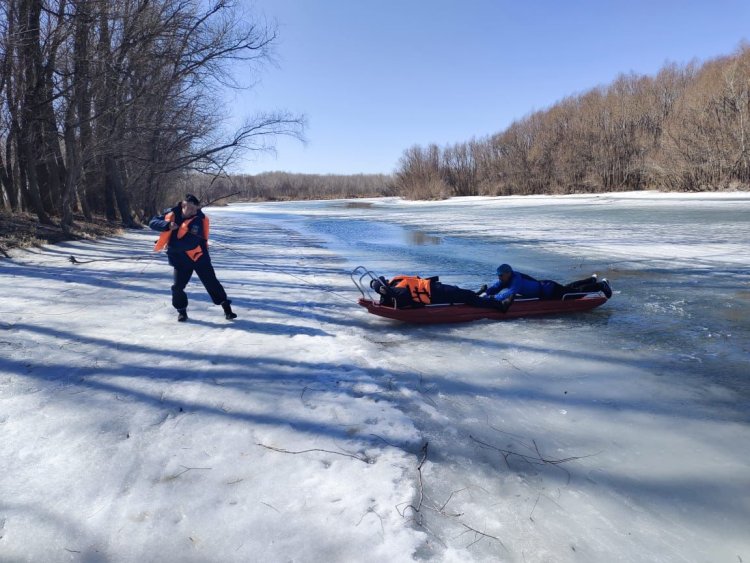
[370,278,391,296]
[499,296,514,313]
[476,284,488,296]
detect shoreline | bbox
[3,188,748,256]
[0,211,123,257]
[223,189,750,207]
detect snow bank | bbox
[0,223,424,562]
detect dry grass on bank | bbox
[0,212,123,257]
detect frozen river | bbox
[212,192,750,561]
[1,192,748,562]
[221,193,750,398]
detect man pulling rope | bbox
[149,194,237,322]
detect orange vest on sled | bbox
[391,275,432,304]
[154,212,210,262]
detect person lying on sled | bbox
[477,264,613,302]
[370,275,513,312]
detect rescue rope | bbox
[62,237,353,303]
[207,239,354,304]
[26,207,360,307]
[201,191,241,208]
[0,252,159,318]
[68,253,157,265]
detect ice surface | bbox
[1,192,749,562]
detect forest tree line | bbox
[0,0,300,228]
[395,45,750,199]
[184,171,394,205]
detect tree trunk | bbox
[13,139,26,213]
[38,70,65,212]
[0,149,16,210]
[3,129,19,211]
[61,89,78,232]
[74,0,93,219]
[18,0,53,224]
[101,159,117,221]
[35,159,56,214]
[104,155,137,227]
[17,133,51,224]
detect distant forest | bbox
[394,45,750,199]
[0,0,301,228]
[186,172,394,206]
[203,44,750,204]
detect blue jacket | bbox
[487,272,552,300]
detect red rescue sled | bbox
[352,267,610,325]
[357,295,608,324]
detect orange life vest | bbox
[153,211,210,262]
[391,275,432,304]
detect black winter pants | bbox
[431,283,484,305]
[547,276,603,299]
[171,256,228,310]
[432,283,510,309]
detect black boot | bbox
[565,276,598,291]
[221,300,237,320]
[177,308,188,322]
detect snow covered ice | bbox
[1,192,749,562]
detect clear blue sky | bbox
[228,0,750,175]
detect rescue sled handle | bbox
[350,266,381,301]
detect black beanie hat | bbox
[184,194,200,205]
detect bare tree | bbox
[394,44,750,199]
[0,0,303,227]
